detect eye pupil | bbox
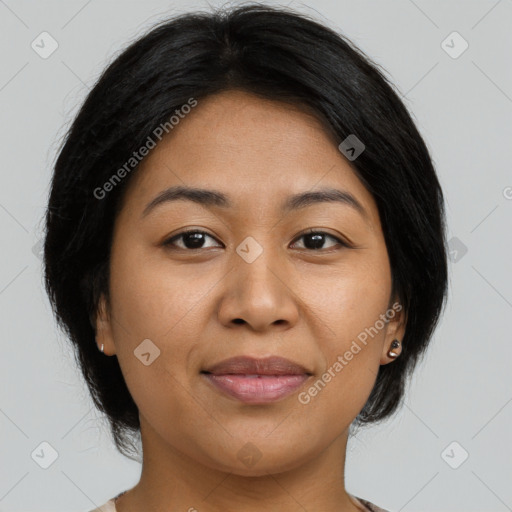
[304,233,325,250]
[183,232,205,249]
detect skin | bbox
[95,89,406,512]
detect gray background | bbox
[1,0,511,511]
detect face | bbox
[96,89,405,476]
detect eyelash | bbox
[162,229,349,252]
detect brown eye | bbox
[163,230,222,250]
[291,231,347,251]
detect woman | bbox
[43,4,448,511]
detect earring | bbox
[100,343,104,353]
[388,339,401,359]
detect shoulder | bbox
[87,498,116,512]
[355,496,391,512]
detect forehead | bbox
[118,89,379,226]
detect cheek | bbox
[296,267,391,425]
[108,241,213,341]
[106,245,208,423]
[106,243,208,401]
[299,250,392,347]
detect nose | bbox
[216,244,300,332]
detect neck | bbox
[115,416,362,512]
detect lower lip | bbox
[201,373,311,404]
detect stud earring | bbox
[100,343,104,353]
[388,339,401,359]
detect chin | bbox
[200,440,314,477]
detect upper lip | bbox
[202,356,312,376]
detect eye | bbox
[163,230,222,250]
[290,230,348,251]
[162,229,348,252]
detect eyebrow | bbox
[141,185,368,219]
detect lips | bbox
[202,355,312,376]
[201,355,312,404]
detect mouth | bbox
[200,355,313,404]
[201,373,311,403]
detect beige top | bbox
[88,492,389,511]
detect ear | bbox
[380,298,407,365]
[94,293,116,356]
